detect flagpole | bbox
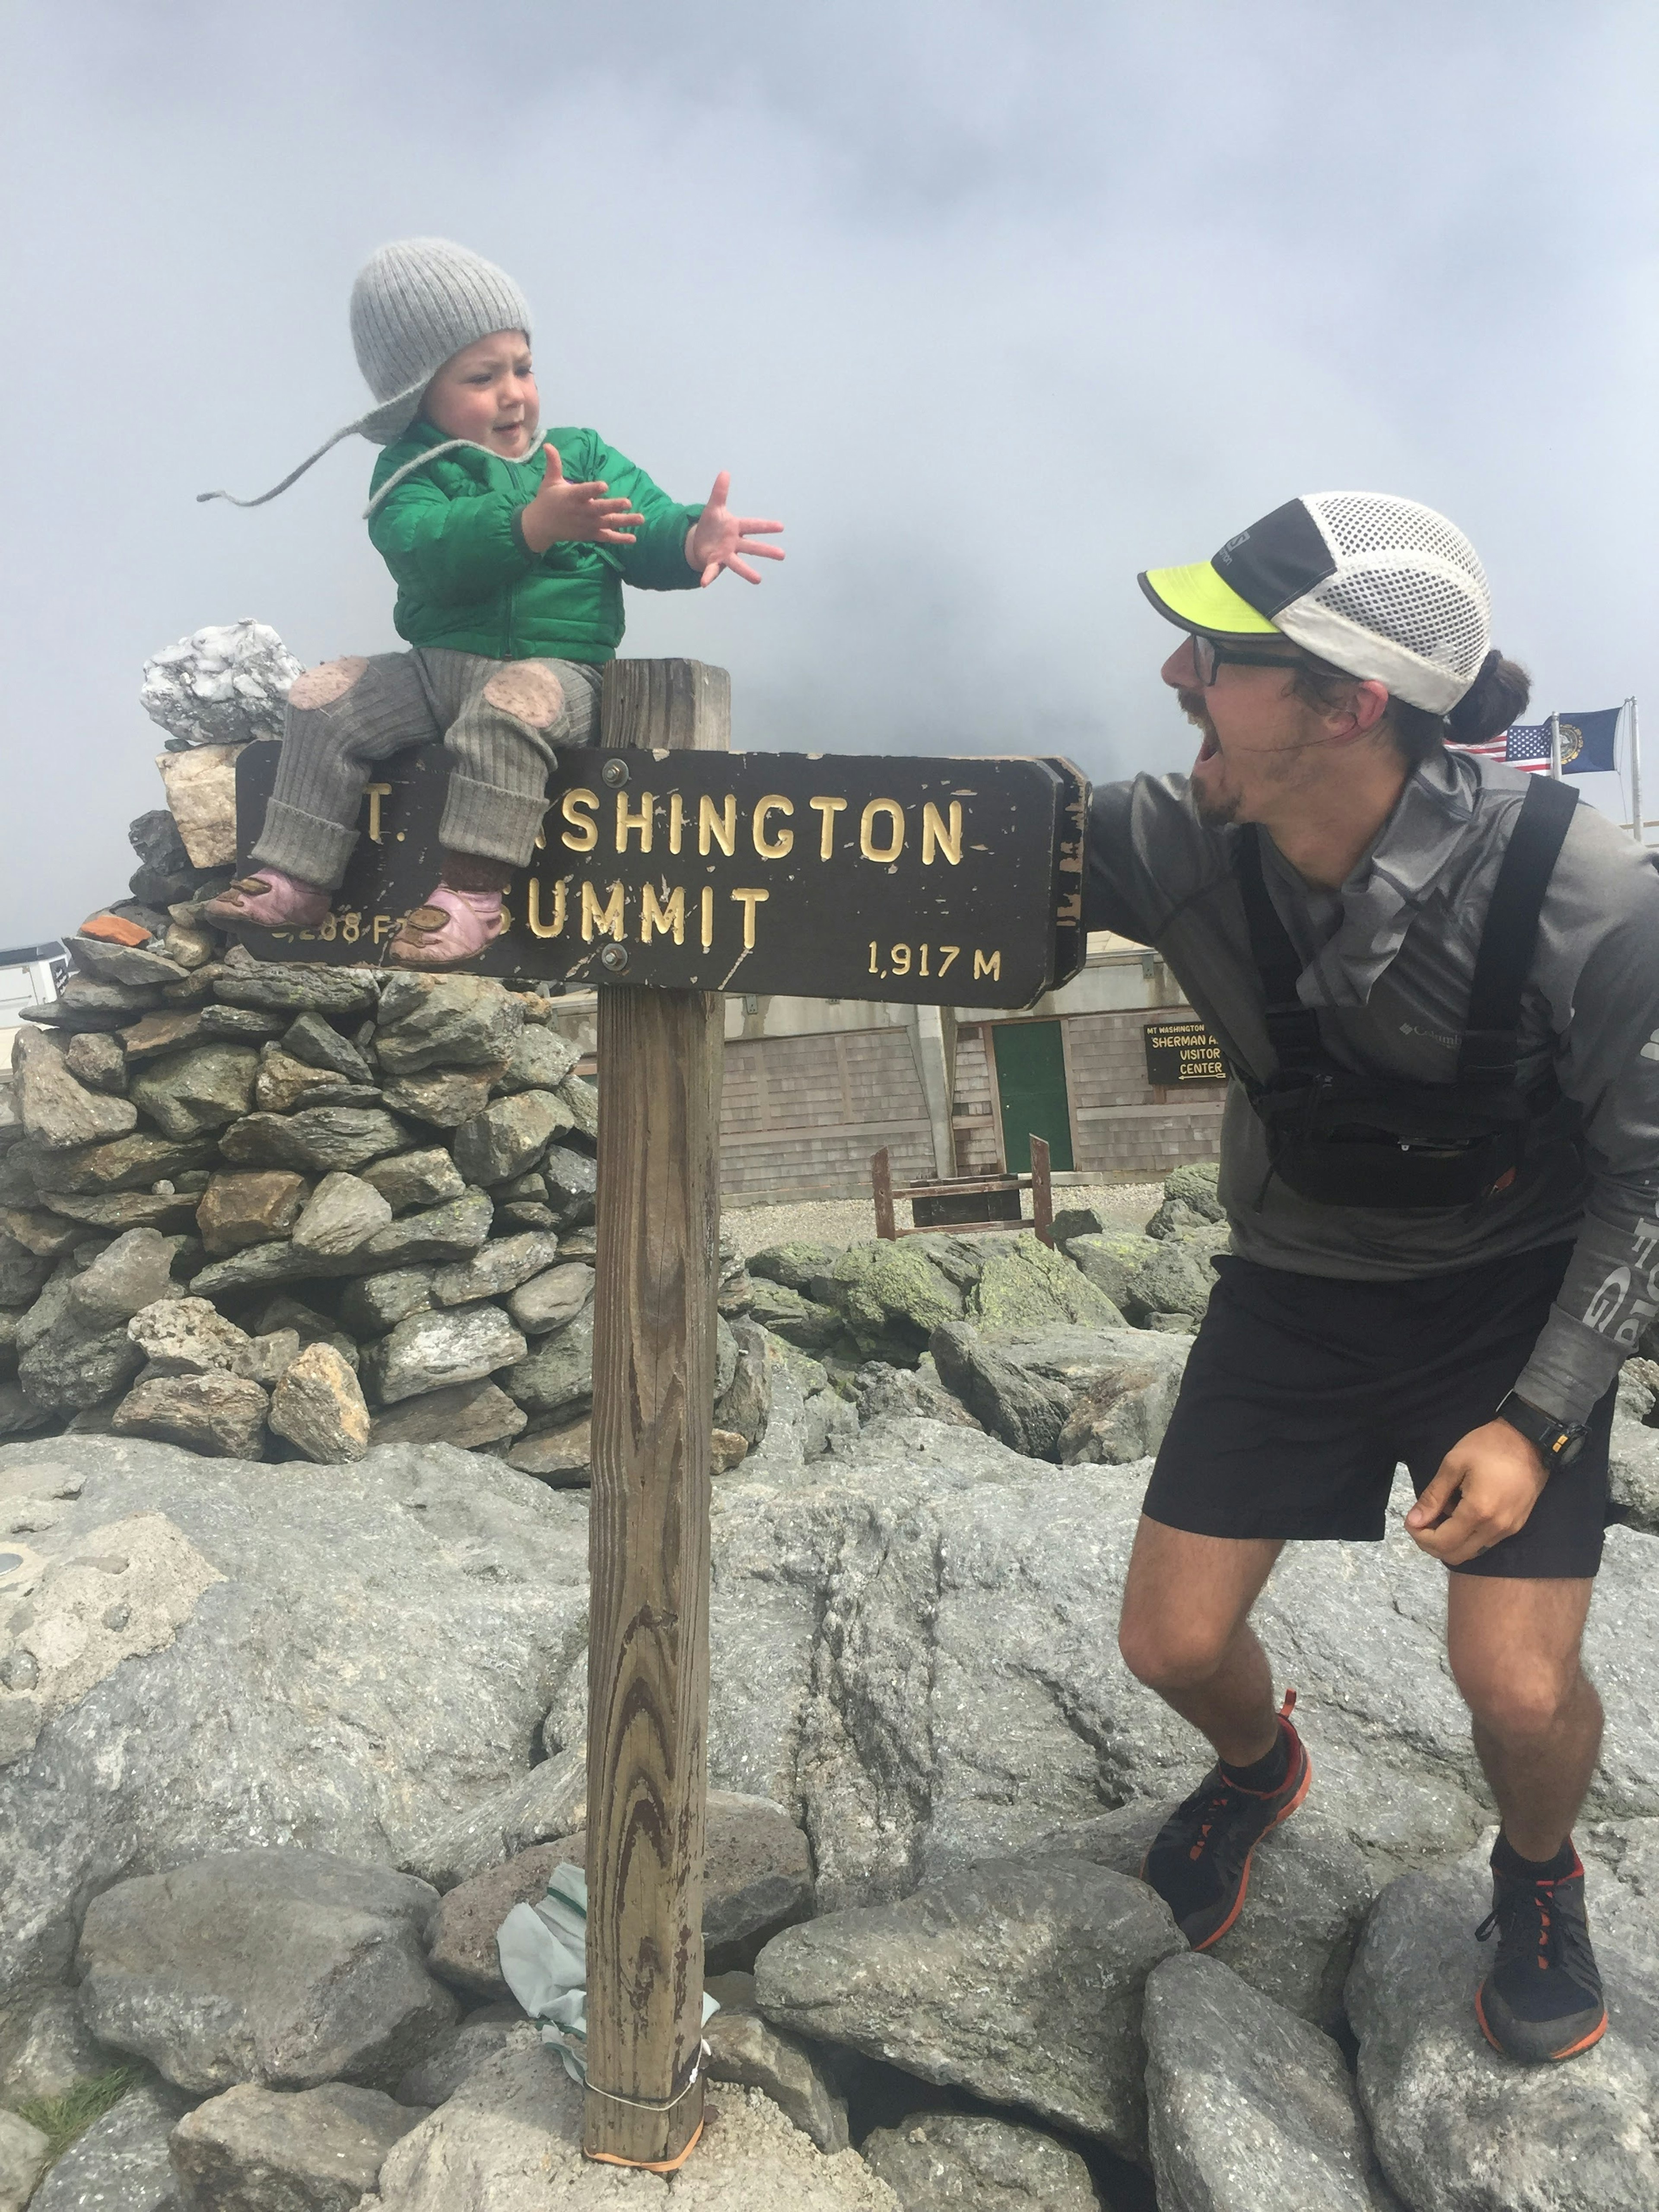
[1549,711,1564,780]
[1630,697,1644,846]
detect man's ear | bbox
[1327,679,1392,747]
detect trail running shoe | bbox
[1140,1689,1311,1949]
[1475,1844,1607,2063]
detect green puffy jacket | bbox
[366,419,704,663]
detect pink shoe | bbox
[200,870,331,930]
[386,887,505,969]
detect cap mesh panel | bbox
[1311,569,1490,674]
[1311,493,1488,589]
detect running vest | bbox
[1234,775,1584,1210]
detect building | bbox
[553,932,1225,1203]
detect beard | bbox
[1180,690,1242,825]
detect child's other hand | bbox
[684,473,785,587]
[519,445,646,555]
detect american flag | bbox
[1451,722,1553,772]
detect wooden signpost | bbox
[228,664,1090,2171]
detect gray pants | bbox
[251,648,603,890]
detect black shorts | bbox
[1142,1242,1614,1578]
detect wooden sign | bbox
[1143,1017,1227,1087]
[232,743,1088,1008]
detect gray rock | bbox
[0,1384,41,1442]
[373,975,523,1075]
[281,1014,375,1085]
[355,1190,493,1270]
[22,1133,216,1197]
[829,1240,965,1350]
[717,1317,772,1446]
[28,2082,193,2212]
[378,1068,499,1130]
[219,1109,410,1177]
[196,1169,311,1256]
[555,1071,597,1143]
[1057,1232,1162,1316]
[537,1146,596,1230]
[705,1974,850,2155]
[77,1849,457,2094]
[188,1240,337,1301]
[1038,1801,1376,2036]
[362,1308,528,1406]
[1127,1225,1229,1324]
[198,1004,287,1042]
[969,1236,1125,1332]
[493,1025,578,1095]
[748,1276,847,1353]
[269,1344,371,1462]
[23,977,160,1032]
[1348,1829,1659,2211]
[40,1189,195,1236]
[0,1983,114,2103]
[234,1328,302,1389]
[0,1232,51,1309]
[127,1297,249,1376]
[255,1298,359,1374]
[392,2002,539,2107]
[113,1371,270,1458]
[755,1856,1181,2157]
[852,1359,982,1431]
[0,2107,50,2212]
[358,2048,898,2210]
[427,1791,810,2000]
[1143,1160,1226,1239]
[214,967,379,1019]
[291,1172,393,1259]
[931,1323,1188,1463]
[63,1030,130,1096]
[1609,1416,1659,1535]
[13,1030,137,1149]
[359,1150,465,1215]
[429,1233,563,1308]
[1145,1952,1402,2212]
[451,1093,569,1187]
[0,1436,591,2038]
[861,2110,1101,2210]
[338,1268,436,1336]
[499,1308,593,1418]
[70,935,188,987]
[140,619,302,747]
[169,2082,429,2212]
[369,1380,526,1452]
[504,1261,592,1337]
[16,1230,178,1413]
[255,1046,349,1116]
[505,1415,589,1481]
[128,1043,260,1138]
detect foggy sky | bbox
[2,0,1655,945]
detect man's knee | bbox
[1118,1607,1234,1693]
[482,661,565,729]
[1456,1651,1584,1741]
[288,656,369,711]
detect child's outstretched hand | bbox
[685,473,786,587]
[519,445,646,555]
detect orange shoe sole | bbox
[1474,1984,1608,2063]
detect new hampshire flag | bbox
[1500,711,1621,775]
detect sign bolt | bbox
[601,759,630,787]
[600,944,630,972]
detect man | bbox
[1084,492,1659,2063]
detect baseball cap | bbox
[1140,493,1492,714]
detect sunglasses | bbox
[1187,634,1306,686]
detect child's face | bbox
[422,331,539,458]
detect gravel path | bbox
[724,1181,1164,1258]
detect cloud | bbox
[1,0,1654,940]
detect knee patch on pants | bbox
[483,662,566,728]
[289,656,369,710]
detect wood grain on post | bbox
[584,659,728,2168]
[1030,1135,1054,1247]
[871,1147,896,1241]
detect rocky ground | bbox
[3,1137,1659,2208]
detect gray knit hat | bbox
[198,237,533,511]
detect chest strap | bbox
[1235,773,1580,1090]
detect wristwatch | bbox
[1495,1391,1588,1468]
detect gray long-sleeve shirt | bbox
[1083,748,1659,1424]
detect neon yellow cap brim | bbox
[1139,560,1280,639]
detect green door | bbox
[992,1020,1074,1173]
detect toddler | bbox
[200,237,782,966]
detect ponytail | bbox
[1445,651,1532,748]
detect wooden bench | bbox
[871,1138,1054,1247]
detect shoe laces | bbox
[1476,1860,1598,1993]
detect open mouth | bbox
[1196,727,1220,763]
